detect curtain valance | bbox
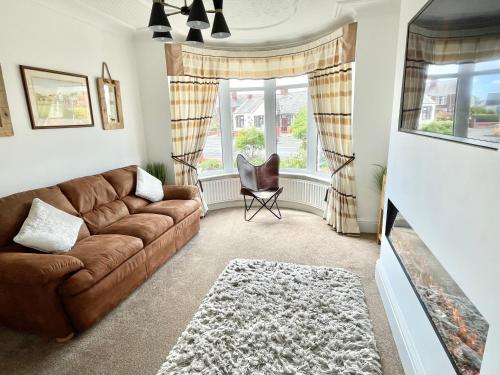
[407,31,500,65]
[165,23,357,79]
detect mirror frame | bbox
[97,77,124,130]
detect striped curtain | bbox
[165,23,357,79]
[401,60,427,130]
[170,76,219,216]
[407,30,500,65]
[309,64,360,235]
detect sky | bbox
[427,59,500,103]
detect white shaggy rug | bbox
[157,259,382,374]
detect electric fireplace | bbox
[386,201,489,375]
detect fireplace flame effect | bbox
[389,221,489,375]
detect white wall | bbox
[379,0,500,373]
[134,33,176,184]
[0,0,147,197]
[352,2,401,232]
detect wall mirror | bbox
[399,0,500,148]
[97,63,124,130]
[0,64,13,137]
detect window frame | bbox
[200,76,327,177]
[401,62,500,149]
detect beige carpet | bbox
[0,208,404,375]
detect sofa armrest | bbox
[0,252,84,285]
[163,184,199,201]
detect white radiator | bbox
[202,176,328,211]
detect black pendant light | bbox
[153,31,174,43]
[147,0,230,46]
[186,28,204,46]
[148,1,171,32]
[187,0,210,30]
[211,0,230,39]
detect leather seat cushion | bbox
[121,195,149,213]
[135,200,200,223]
[60,234,143,296]
[58,175,118,214]
[102,166,137,198]
[97,213,174,245]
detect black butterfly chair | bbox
[236,153,283,221]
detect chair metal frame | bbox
[243,188,283,221]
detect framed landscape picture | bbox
[20,66,94,129]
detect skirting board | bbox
[207,200,378,233]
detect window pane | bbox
[200,97,223,174]
[276,87,308,169]
[276,75,308,86]
[468,73,500,142]
[230,79,264,89]
[231,90,266,165]
[474,59,500,72]
[427,64,459,75]
[418,77,457,136]
[317,139,329,174]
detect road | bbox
[203,134,303,160]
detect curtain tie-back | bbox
[323,153,355,202]
[171,151,204,192]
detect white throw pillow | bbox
[14,198,83,253]
[136,167,164,202]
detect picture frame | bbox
[0,64,14,137]
[97,62,124,130]
[20,66,94,129]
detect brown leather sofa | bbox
[0,165,201,339]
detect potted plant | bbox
[145,162,167,184]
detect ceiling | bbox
[73,0,376,49]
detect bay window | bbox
[199,75,328,177]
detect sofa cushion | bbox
[60,234,143,296]
[0,186,90,249]
[59,175,130,234]
[121,195,149,212]
[135,168,164,202]
[135,200,200,224]
[14,198,84,253]
[98,213,174,245]
[102,166,137,198]
[83,200,129,234]
[59,175,118,214]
